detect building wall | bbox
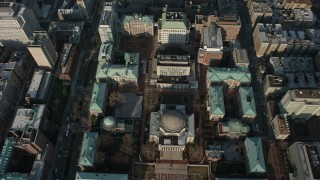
[158,29,188,44]
[0,7,41,49]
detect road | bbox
[47,0,104,178]
[238,1,274,139]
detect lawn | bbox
[162,95,182,104]
[133,164,155,179]
[188,165,209,180]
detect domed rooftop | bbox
[102,116,116,129]
[160,110,186,132]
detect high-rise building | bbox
[253,24,287,57]
[10,104,50,154]
[158,12,190,45]
[120,14,154,36]
[0,2,41,49]
[247,0,275,27]
[279,89,320,120]
[98,2,117,43]
[289,141,320,180]
[28,31,58,70]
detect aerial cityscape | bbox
[0,0,320,179]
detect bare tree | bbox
[95,150,106,165]
[99,133,113,150]
[146,90,159,111]
[120,134,137,156]
[191,93,202,112]
[108,92,126,108]
[140,142,158,160]
[188,144,204,161]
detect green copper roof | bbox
[0,137,14,173]
[121,14,154,24]
[75,172,128,180]
[89,83,107,112]
[207,67,251,83]
[209,86,225,115]
[220,119,250,138]
[239,87,257,116]
[78,132,99,167]
[0,173,29,179]
[245,137,266,173]
[96,53,140,81]
[161,12,188,29]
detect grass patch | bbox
[133,164,155,179]
[162,95,182,104]
[188,166,209,180]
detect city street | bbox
[47,0,104,179]
[238,1,274,139]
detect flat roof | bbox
[26,70,51,100]
[75,172,128,180]
[11,105,46,131]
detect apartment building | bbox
[158,12,190,45]
[0,49,32,141]
[25,70,52,104]
[28,31,58,70]
[197,24,223,66]
[282,9,316,28]
[282,0,312,9]
[263,75,287,97]
[253,23,287,57]
[247,0,273,27]
[98,2,118,43]
[271,115,290,139]
[10,104,50,154]
[48,21,84,45]
[266,57,318,93]
[0,2,41,49]
[279,89,320,120]
[289,141,320,180]
[121,14,154,36]
[59,44,80,81]
[150,54,198,90]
